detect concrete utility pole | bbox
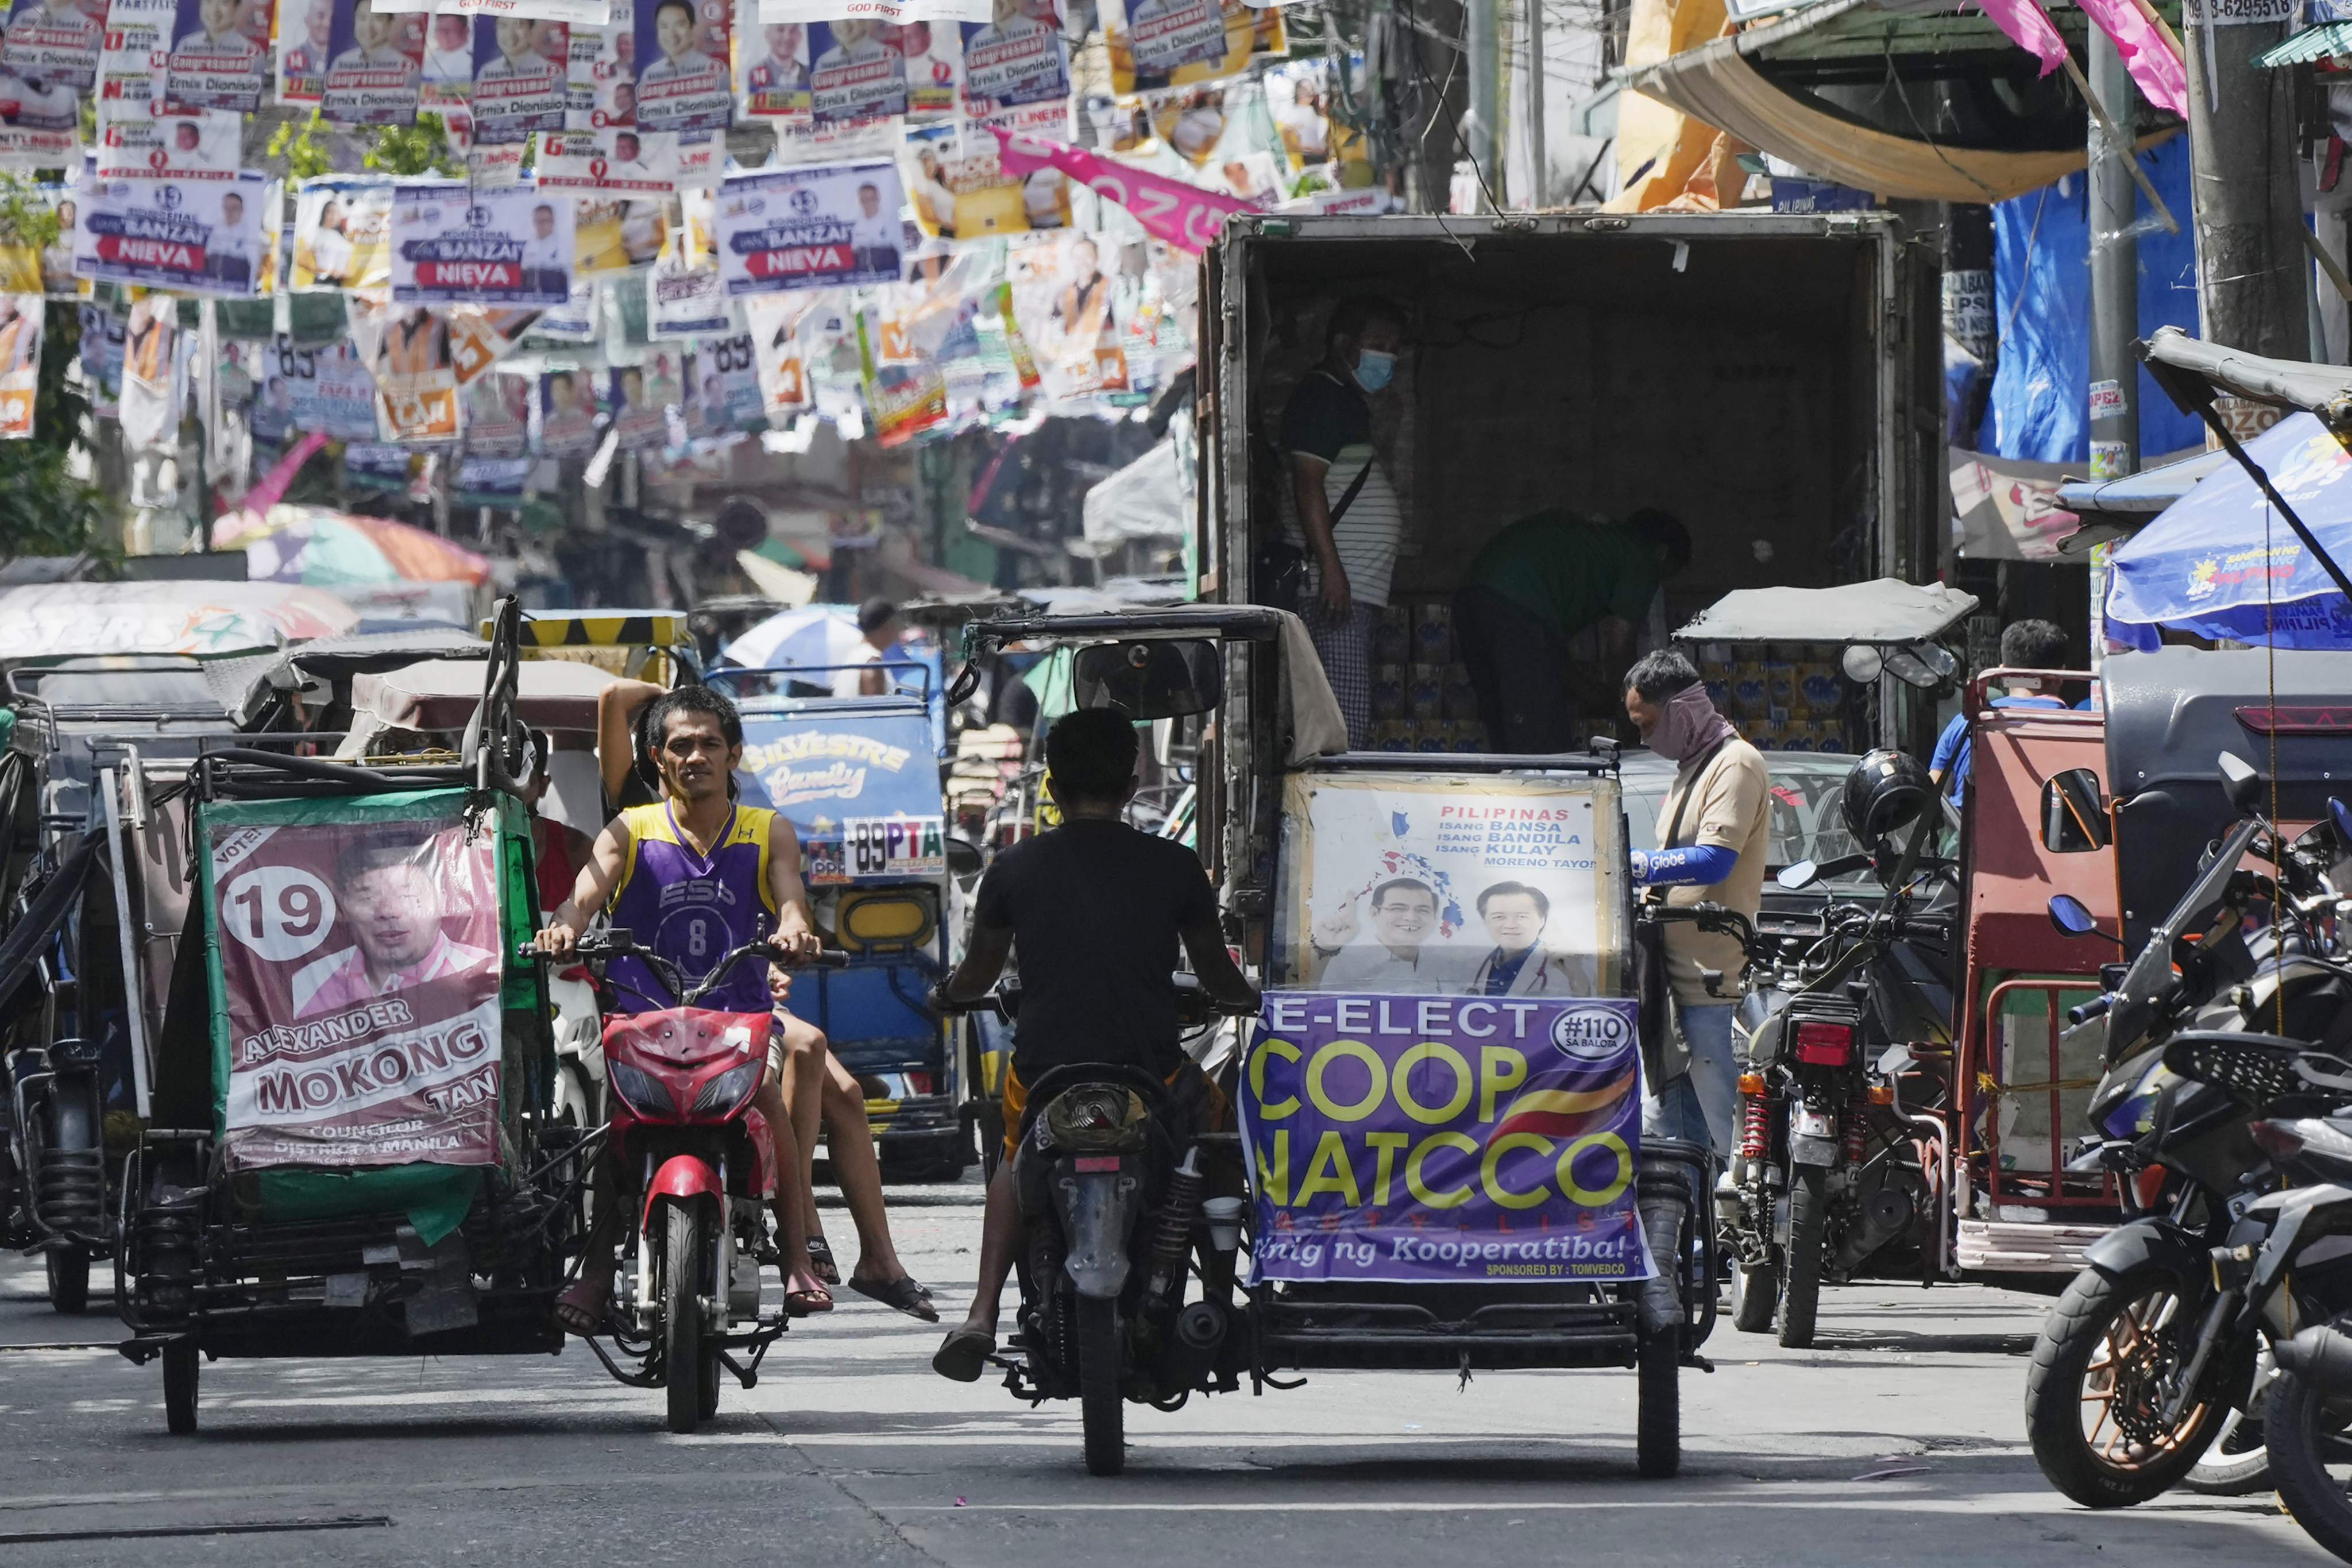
[2086,26,2140,480]
[2183,0,2308,360]
[1524,0,1547,207]
[1463,0,1504,210]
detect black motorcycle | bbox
[2023,763,2352,1508]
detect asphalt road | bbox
[0,1176,2333,1567]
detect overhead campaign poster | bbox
[716,160,904,294]
[534,365,598,455]
[0,291,40,439]
[164,0,273,110]
[805,18,903,125]
[208,797,506,1170]
[685,333,761,432]
[118,293,183,449]
[96,105,242,180]
[634,0,729,132]
[290,177,392,288]
[468,14,567,142]
[370,304,461,443]
[74,167,271,296]
[958,0,1064,134]
[374,0,609,22]
[318,0,423,123]
[733,9,805,118]
[742,291,808,421]
[459,369,528,453]
[5,0,105,92]
[390,180,574,307]
[567,0,631,126]
[269,333,381,438]
[446,303,539,381]
[647,240,728,338]
[607,361,666,447]
[537,125,680,196]
[416,5,472,130]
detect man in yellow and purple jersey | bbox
[535,684,835,1326]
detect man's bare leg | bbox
[555,1149,627,1333]
[952,1159,1018,1340]
[751,1073,830,1311]
[775,1014,831,1259]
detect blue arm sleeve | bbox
[1636,843,1739,887]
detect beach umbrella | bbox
[0,580,358,659]
[214,505,492,589]
[2105,412,2352,649]
[720,605,870,671]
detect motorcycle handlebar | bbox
[1642,901,1758,950]
[2068,994,2113,1026]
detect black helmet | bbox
[1841,748,1932,844]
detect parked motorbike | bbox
[1721,751,1957,1349]
[4,1033,107,1311]
[533,927,841,1434]
[2023,763,2352,1507]
[945,975,1256,1476]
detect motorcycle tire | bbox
[2184,1337,2273,1496]
[2023,1260,2243,1508]
[1776,1166,1827,1349]
[2261,1367,2352,1562]
[163,1340,198,1435]
[1077,1294,1125,1477]
[48,1246,89,1314]
[663,1202,705,1435]
[1636,1328,1680,1479]
[1731,1257,1778,1335]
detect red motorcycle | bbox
[534,928,837,1432]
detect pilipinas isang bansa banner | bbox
[1241,993,1652,1285]
[206,799,505,1169]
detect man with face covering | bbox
[1622,648,1767,1160]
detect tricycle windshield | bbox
[2111,815,2263,1050]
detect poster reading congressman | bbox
[318,0,423,123]
[5,0,105,92]
[209,802,505,1170]
[959,0,1063,128]
[1275,770,1625,997]
[163,0,272,110]
[633,0,729,132]
[75,169,270,295]
[1241,994,1651,1285]
[390,180,573,306]
[805,19,903,125]
[468,14,566,142]
[716,160,903,295]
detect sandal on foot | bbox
[805,1235,840,1286]
[782,1271,833,1316]
[849,1273,939,1323]
[554,1276,611,1337]
[933,1327,995,1382]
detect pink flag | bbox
[2075,0,2188,117]
[1974,0,2068,77]
[988,129,1260,254]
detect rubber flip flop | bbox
[849,1273,940,1323]
[553,1277,610,1337]
[932,1327,995,1382]
[806,1235,840,1285]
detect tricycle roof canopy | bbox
[1674,578,1979,646]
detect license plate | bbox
[844,815,945,878]
[1073,1156,1122,1172]
[1793,1107,1837,1141]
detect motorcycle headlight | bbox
[1043,1084,1146,1153]
[689,1060,764,1118]
[607,1059,675,1119]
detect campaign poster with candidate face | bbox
[208,802,505,1171]
[272,332,381,438]
[716,160,903,295]
[732,5,801,119]
[390,179,574,307]
[1106,0,1278,94]
[0,77,77,169]
[75,168,269,296]
[78,297,123,415]
[5,0,105,92]
[273,0,331,102]
[566,0,629,126]
[164,0,271,109]
[959,0,1062,126]
[741,290,808,423]
[0,292,41,439]
[538,125,677,195]
[570,193,661,273]
[99,0,171,113]
[607,362,665,448]
[900,123,1060,240]
[319,0,422,123]
[1273,770,1627,998]
[460,368,528,453]
[371,304,459,443]
[118,292,181,449]
[633,0,728,133]
[646,241,727,339]
[416,5,473,117]
[290,177,392,288]
[805,19,903,126]
[687,333,760,432]
[468,13,565,142]
[533,365,598,455]
[95,103,242,180]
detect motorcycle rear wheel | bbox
[2261,1368,2352,1562]
[47,1246,89,1314]
[663,1202,705,1435]
[1776,1167,1826,1349]
[1076,1295,1125,1477]
[1636,1328,1680,1478]
[2024,1261,2241,1507]
[162,1340,198,1435]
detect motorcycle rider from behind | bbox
[535,685,835,1326]
[928,707,1259,1381]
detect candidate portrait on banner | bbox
[634,0,728,133]
[165,0,269,110]
[320,0,422,123]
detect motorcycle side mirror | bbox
[2039,767,2109,852]
[2334,797,2352,848]
[1778,859,1818,890]
[2046,893,2115,944]
[1839,644,1883,683]
[944,836,984,878]
[2219,751,2264,815]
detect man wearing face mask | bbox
[1276,295,1406,747]
[1622,649,1768,1161]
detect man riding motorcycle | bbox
[927,707,1260,1381]
[536,684,835,1326]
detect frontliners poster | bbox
[74,167,271,296]
[1239,994,1651,1285]
[390,180,574,306]
[163,0,272,110]
[716,160,903,295]
[209,802,505,1169]
[633,0,729,133]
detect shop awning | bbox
[2053,446,2228,519]
[2138,323,2352,429]
[1675,578,1980,644]
[2257,21,2352,65]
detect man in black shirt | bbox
[928,707,1257,1381]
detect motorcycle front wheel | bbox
[662,1201,708,1435]
[2024,1261,2243,1507]
[47,1246,89,1314]
[1076,1295,1125,1476]
[2261,1367,2352,1562]
[1776,1166,1826,1349]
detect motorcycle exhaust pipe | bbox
[2277,1322,2352,1392]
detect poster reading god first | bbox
[208,798,505,1169]
[390,179,573,306]
[1241,994,1651,1285]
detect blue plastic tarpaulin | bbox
[1986,140,2204,464]
[2104,412,2352,648]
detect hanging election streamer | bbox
[991,128,1253,252]
[647,241,728,338]
[370,304,461,443]
[538,126,681,196]
[468,15,566,142]
[290,177,392,289]
[390,180,574,307]
[316,0,423,122]
[6,0,104,90]
[529,272,597,337]
[454,451,527,503]
[716,160,904,294]
[460,369,528,453]
[740,288,807,424]
[607,363,666,446]
[532,366,598,455]
[0,292,40,439]
[633,0,729,133]
[267,333,380,438]
[163,0,273,110]
[75,168,271,295]
[806,20,904,125]
[96,103,242,179]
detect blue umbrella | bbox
[2104,412,2352,650]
